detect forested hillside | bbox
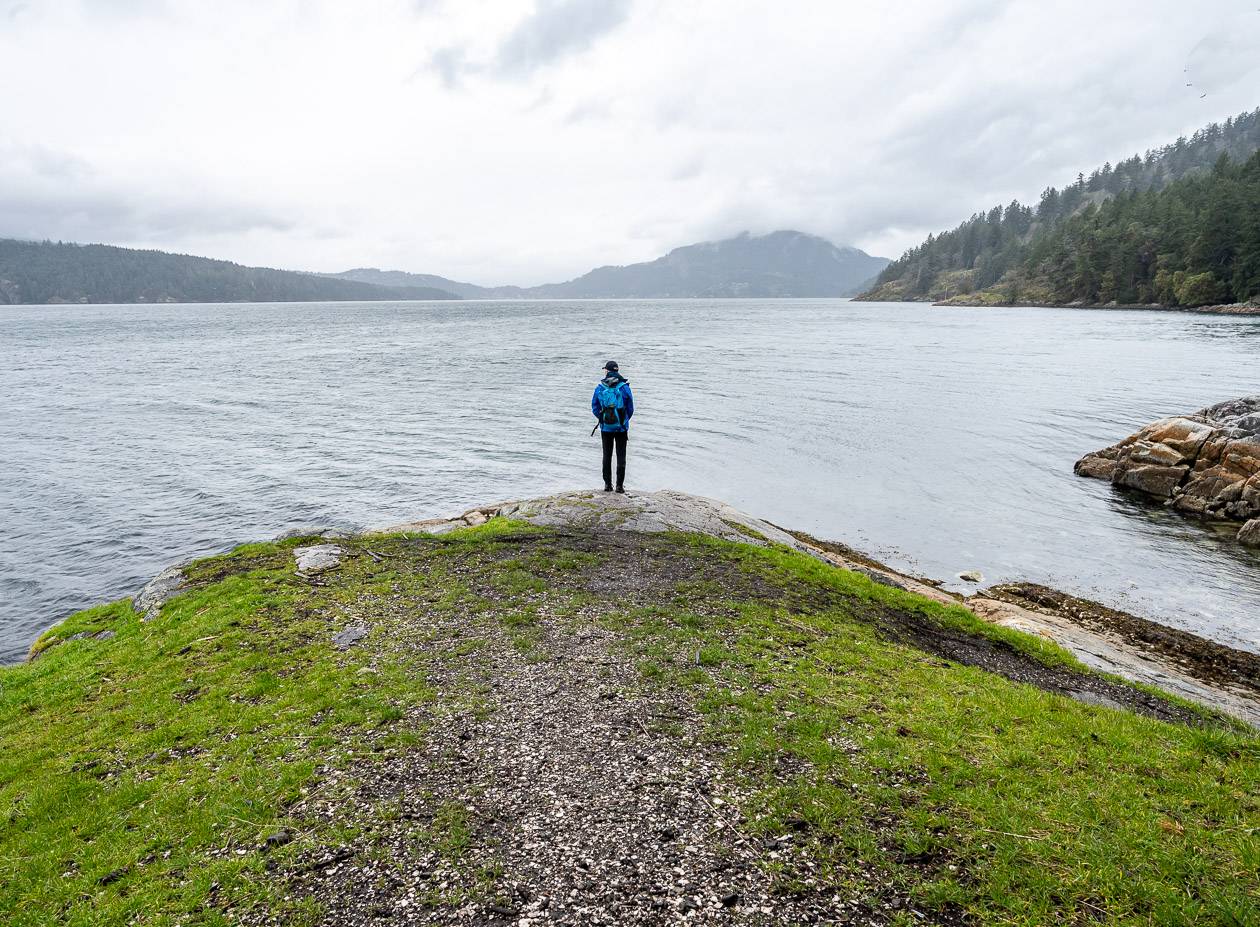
[0,240,458,305]
[962,151,1260,307]
[857,109,1260,306]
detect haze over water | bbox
[1,298,1257,663]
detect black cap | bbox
[604,360,619,371]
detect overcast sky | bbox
[2,0,1258,285]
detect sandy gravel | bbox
[243,597,895,926]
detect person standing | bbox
[591,360,633,492]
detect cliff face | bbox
[1075,397,1260,545]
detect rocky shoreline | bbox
[850,290,1260,313]
[1075,396,1260,547]
[96,489,1260,728]
[931,298,1260,313]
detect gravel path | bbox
[247,599,888,926]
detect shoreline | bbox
[937,299,1260,314]
[783,528,1260,727]
[850,293,1260,314]
[34,489,1253,726]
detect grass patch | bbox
[625,536,1260,924]
[0,537,439,925]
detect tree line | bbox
[859,108,1260,306]
[0,239,457,305]
[1012,150,1260,306]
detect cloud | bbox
[562,98,611,123]
[429,0,634,86]
[494,0,633,76]
[669,155,705,182]
[0,140,292,247]
[1183,12,1260,98]
[1,0,1254,283]
[0,187,294,246]
[0,193,293,245]
[429,45,474,88]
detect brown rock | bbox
[1074,455,1118,480]
[1239,519,1260,547]
[1144,418,1216,460]
[1114,463,1188,497]
[1075,396,1260,543]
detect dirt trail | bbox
[252,602,893,926]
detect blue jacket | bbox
[591,374,634,433]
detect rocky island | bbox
[3,491,1257,925]
[1075,396,1260,546]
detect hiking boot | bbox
[615,486,626,494]
[603,484,614,492]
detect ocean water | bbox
[1,298,1258,662]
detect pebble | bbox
[332,625,370,650]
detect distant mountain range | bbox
[330,231,888,299]
[0,230,886,306]
[0,239,459,305]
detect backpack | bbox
[596,381,625,427]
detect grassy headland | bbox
[1,518,1256,925]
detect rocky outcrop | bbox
[1075,397,1260,545]
[135,565,188,622]
[379,490,810,550]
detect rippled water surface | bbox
[2,299,1258,661]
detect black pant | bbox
[601,430,627,489]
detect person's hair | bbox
[604,361,619,371]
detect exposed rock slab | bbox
[379,490,814,552]
[294,544,344,575]
[135,565,187,622]
[504,490,809,547]
[1075,396,1260,545]
[275,526,352,541]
